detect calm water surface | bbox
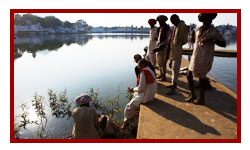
[14,33,237,138]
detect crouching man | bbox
[123,59,157,127]
[72,94,117,139]
[72,94,103,139]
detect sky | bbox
[18,13,237,27]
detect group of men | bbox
[123,13,226,126]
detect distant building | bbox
[44,28,56,34]
[29,23,43,31]
[92,26,105,33]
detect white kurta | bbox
[146,27,158,66]
[169,21,186,61]
[156,26,170,69]
[72,107,102,139]
[124,66,157,122]
[188,25,225,78]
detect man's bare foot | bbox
[121,123,129,130]
[193,99,205,105]
[157,75,162,79]
[185,95,196,102]
[166,85,173,88]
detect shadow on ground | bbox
[145,98,221,135]
[156,77,237,123]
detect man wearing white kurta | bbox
[153,15,171,81]
[185,13,226,105]
[124,59,157,123]
[146,19,158,66]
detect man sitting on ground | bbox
[134,54,155,77]
[123,59,157,128]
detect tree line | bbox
[14,13,76,29]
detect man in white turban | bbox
[72,94,103,139]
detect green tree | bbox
[14,14,26,25]
[86,26,93,32]
[44,16,62,29]
[64,21,74,29]
[22,13,41,24]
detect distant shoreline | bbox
[14,31,150,36]
[14,32,237,37]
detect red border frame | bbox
[10,9,241,143]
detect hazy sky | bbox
[18,13,237,27]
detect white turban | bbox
[75,94,92,106]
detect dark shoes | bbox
[166,83,177,95]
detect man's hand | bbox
[127,87,134,93]
[200,37,214,44]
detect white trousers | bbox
[146,51,156,66]
[124,92,143,123]
[171,59,182,84]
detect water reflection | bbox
[184,36,237,50]
[14,34,92,60]
[14,34,149,60]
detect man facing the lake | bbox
[134,54,155,77]
[153,15,171,81]
[72,94,105,139]
[146,19,159,67]
[124,59,157,127]
[166,14,188,95]
[185,13,226,105]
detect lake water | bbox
[14,33,237,139]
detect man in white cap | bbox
[145,18,158,67]
[71,94,103,139]
[153,15,171,81]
